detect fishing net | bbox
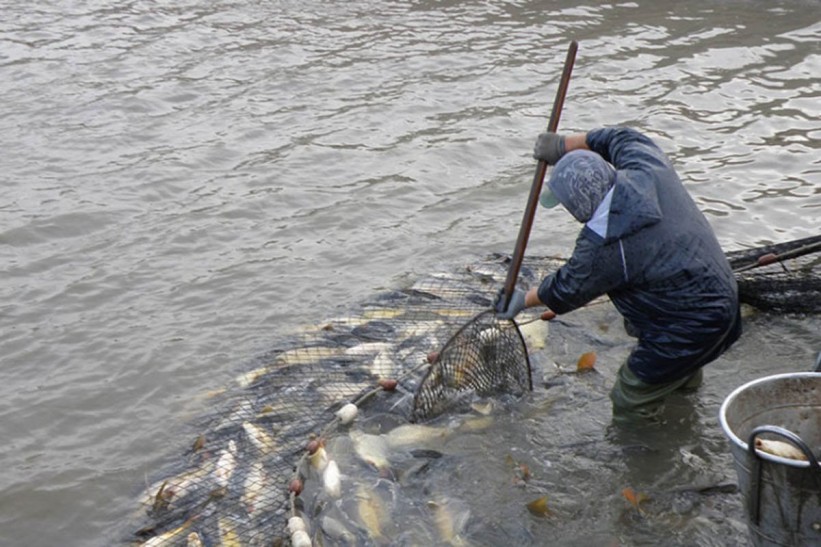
[128,254,554,547]
[406,40,577,425]
[728,235,821,314]
[411,310,532,422]
[127,237,820,546]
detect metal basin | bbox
[719,372,821,546]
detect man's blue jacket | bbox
[537,127,741,384]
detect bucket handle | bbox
[746,425,820,525]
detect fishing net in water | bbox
[728,235,821,314]
[128,254,551,547]
[411,310,531,422]
[127,238,821,546]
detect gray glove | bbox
[533,132,566,165]
[494,288,527,320]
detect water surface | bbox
[0,1,819,545]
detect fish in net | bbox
[411,311,532,422]
[126,256,553,546]
[128,40,579,542]
[410,40,578,424]
[125,239,819,546]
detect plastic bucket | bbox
[719,372,821,546]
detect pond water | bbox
[0,0,818,545]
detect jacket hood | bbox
[547,150,616,223]
[605,170,663,240]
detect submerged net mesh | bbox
[127,239,820,545]
[128,254,553,546]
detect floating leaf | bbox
[526,495,550,517]
[505,454,531,485]
[576,351,597,371]
[517,463,531,482]
[622,486,649,512]
[152,480,171,513]
[191,435,206,452]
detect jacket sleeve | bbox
[586,127,671,173]
[537,231,626,314]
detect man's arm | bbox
[523,287,557,320]
[535,128,669,173]
[563,133,590,153]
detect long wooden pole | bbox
[501,40,578,307]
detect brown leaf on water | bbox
[152,481,171,513]
[505,454,531,486]
[576,351,597,372]
[517,463,531,482]
[526,495,551,517]
[621,486,649,513]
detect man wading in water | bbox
[496,127,742,423]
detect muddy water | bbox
[0,0,818,545]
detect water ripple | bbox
[1,1,819,544]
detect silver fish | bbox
[344,342,394,357]
[517,318,549,350]
[350,430,391,472]
[218,516,241,547]
[141,517,195,547]
[242,421,277,455]
[213,440,238,488]
[320,515,356,545]
[316,381,372,404]
[242,460,275,515]
[140,462,214,510]
[235,347,348,387]
[428,497,471,546]
[356,483,389,543]
[754,438,808,461]
[186,531,204,547]
[385,423,450,449]
[309,444,329,473]
[371,350,398,379]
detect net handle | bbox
[732,239,821,273]
[502,40,578,308]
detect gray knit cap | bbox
[545,150,616,222]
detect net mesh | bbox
[412,310,531,422]
[727,235,821,314]
[128,254,553,546]
[127,240,820,545]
